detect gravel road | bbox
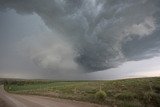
[0,85,108,107]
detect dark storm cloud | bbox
[122,30,160,61]
[0,0,160,73]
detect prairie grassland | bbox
[4,77,160,107]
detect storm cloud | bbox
[0,0,160,77]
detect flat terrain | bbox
[0,85,107,107]
[3,77,160,107]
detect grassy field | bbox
[3,77,160,107]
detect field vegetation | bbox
[3,77,160,107]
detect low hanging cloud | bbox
[0,0,160,73]
[17,29,81,74]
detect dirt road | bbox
[0,85,108,107]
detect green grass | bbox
[4,77,160,107]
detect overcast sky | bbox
[0,0,160,80]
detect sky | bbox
[0,0,160,80]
